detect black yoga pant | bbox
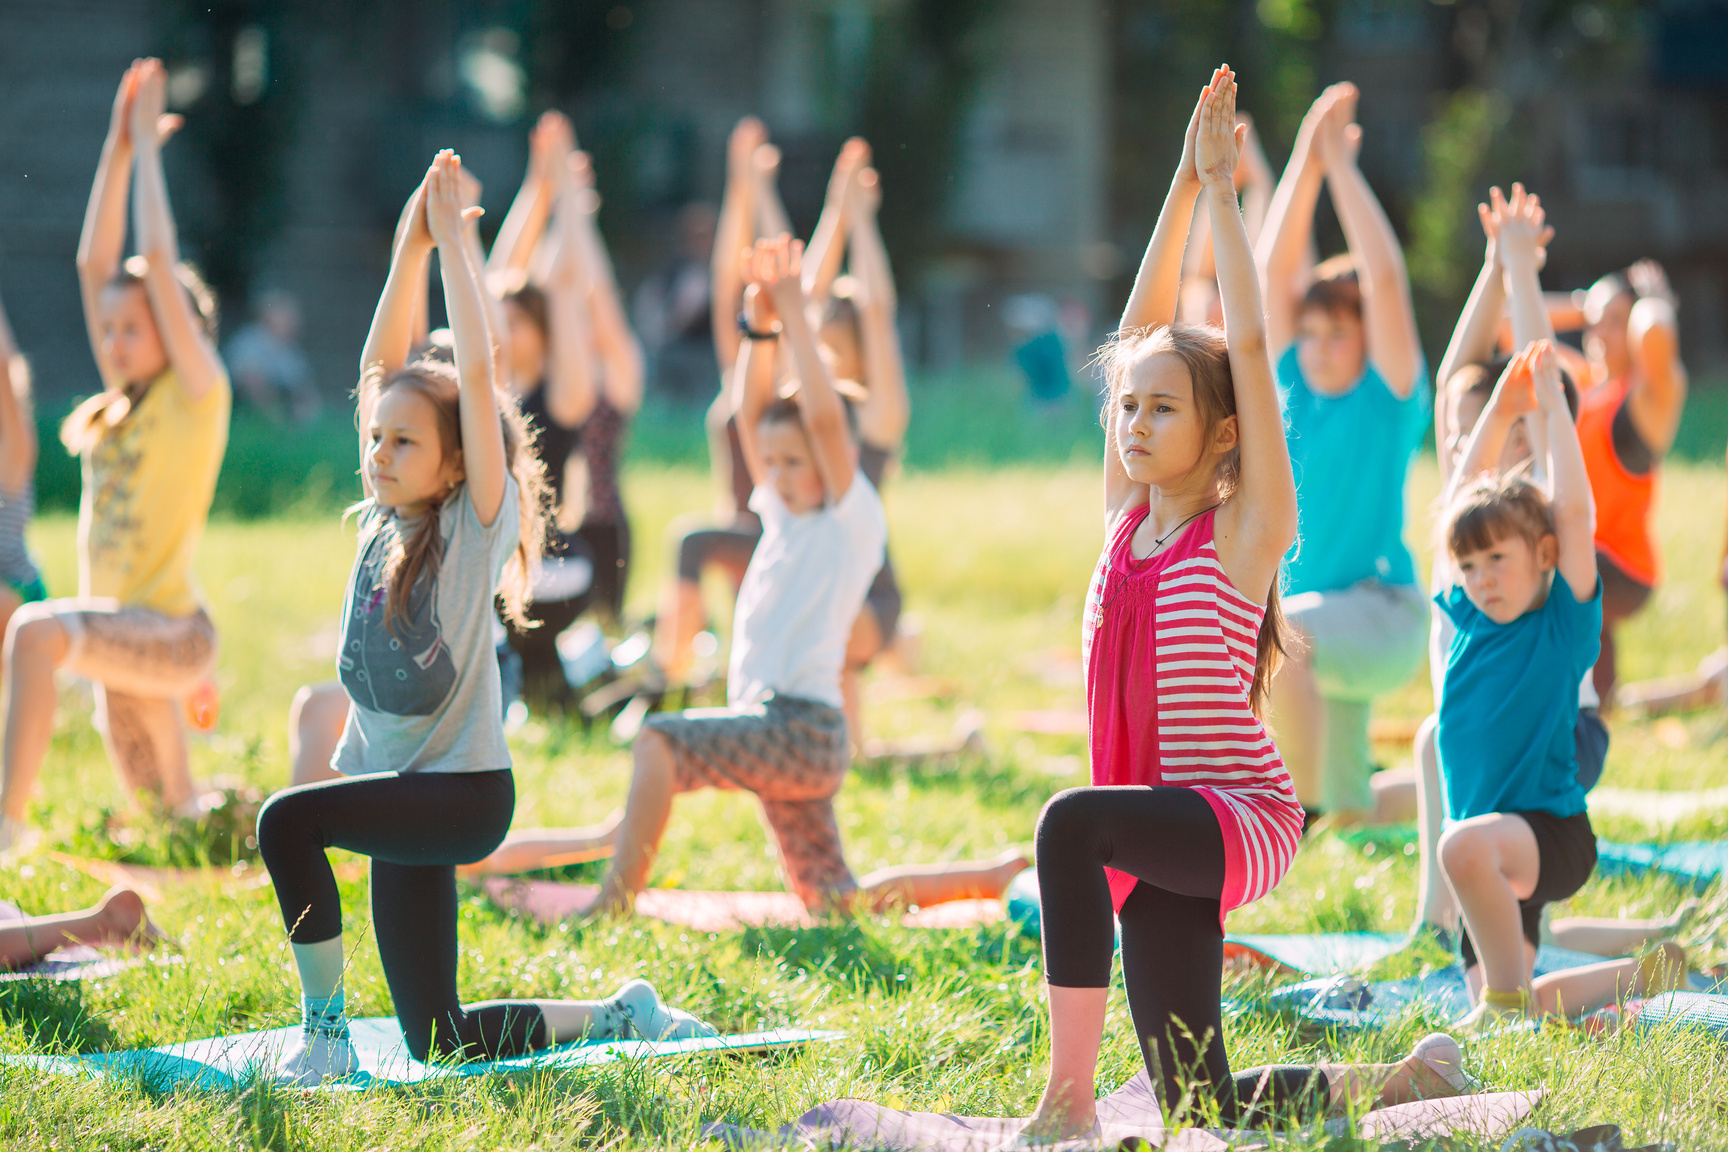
[256,769,548,1062]
[1036,786,1328,1125]
[577,518,632,622]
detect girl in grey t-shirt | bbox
[256,153,714,1087]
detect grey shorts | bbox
[644,695,856,909]
[1285,580,1428,702]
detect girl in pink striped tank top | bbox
[1011,71,1467,1144]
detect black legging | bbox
[1036,786,1328,1126]
[256,769,548,1063]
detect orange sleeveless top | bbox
[1577,375,1660,586]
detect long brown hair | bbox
[60,257,219,454]
[1097,323,1290,719]
[355,360,551,634]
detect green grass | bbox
[7,453,1728,1147]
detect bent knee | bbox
[1035,789,1097,853]
[1438,824,1491,875]
[5,607,68,659]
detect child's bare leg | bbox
[1549,905,1696,957]
[651,576,706,680]
[1023,985,1107,1138]
[1369,767,1417,824]
[457,813,624,877]
[1,607,70,830]
[590,730,678,915]
[289,682,348,787]
[1317,1033,1468,1114]
[857,848,1030,911]
[1411,715,1458,932]
[0,886,153,968]
[0,586,20,684]
[1440,814,1540,1000]
[841,604,886,755]
[1268,632,1324,809]
[1531,942,1688,1018]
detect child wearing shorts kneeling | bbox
[1435,340,1600,1029]
[581,234,1024,917]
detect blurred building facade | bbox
[0,0,1723,408]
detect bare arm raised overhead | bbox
[1202,74,1297,605]
[357,178,437,496]
[540,154,600,430]
[729,281,781,489]
[1254,86,1342,362]
[711,117,767,372]
[1534,340,1599,598]
[568,152,645,416]
[802,138,869,305]
[1624,259,1688,456]
[487,111,566,280]
[426,152,508,527]
[1314,89,1421,396]
[122,62,221,400]
[846,167,909,449]
[1434,210,1506,485]
[752,236,855,503]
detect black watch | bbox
[737,311,780,341]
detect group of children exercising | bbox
[0,57,1699,1135]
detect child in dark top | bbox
[1435,339,1601,1029]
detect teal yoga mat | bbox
[1595,839,1728,892]
[0,1019,839,1092]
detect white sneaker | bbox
[273,1030,358,1087]
[612,978,719,1041]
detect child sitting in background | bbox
[1436,339,1600,1029]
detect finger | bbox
[1234,123,1248,152]
[1477,203,1493,235]
[157,114,184,142]
[462,206,484,222]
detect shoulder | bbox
[832,473,886,535]
[1437,583,1478,629]
[159,366,232,414]
[1550,569,1602,615]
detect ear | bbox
[1211,413,1240,455]
[1537,533,1559,571]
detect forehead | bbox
[99,281,150,314]
[756,418,812,453]
[1122,349,1193,398]
[1297,307,1362,333]
[372,386,441,427]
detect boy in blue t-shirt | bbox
[1435,340,1601,1030]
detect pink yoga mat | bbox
[483,878,1004,932]
[701,1071,1541,1151]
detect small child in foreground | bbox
[1435,340,1602,1028]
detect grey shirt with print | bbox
[332,475,519,775]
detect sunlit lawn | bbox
[4,454,1728,1147]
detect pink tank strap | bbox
[1107,503,1152,574]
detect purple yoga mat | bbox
[700,1070,1541,1150]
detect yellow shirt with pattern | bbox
[79,367,231,616]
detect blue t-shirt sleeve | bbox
[1551,570,1604,674]
[1370,355,1431,448]
[1437,583,1478,629]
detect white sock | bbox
[609,978,718,1041]
[274,1028,358,1087]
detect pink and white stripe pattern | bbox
[1083,505,1304,921]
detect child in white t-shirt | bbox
[570,235,1025,917]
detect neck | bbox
[1143,481,1221,539]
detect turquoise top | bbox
[1436,571,1601,822]
[1277,345,1430,594]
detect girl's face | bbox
[1452,530,1557,624]
[1445,385,1531,472]
[756,418,831,515]
[98,283,169,386]
[1584,287,1634,380]
[367,387,463,516]
[1295,306,1366,396]
[1113,351,1235,490]
[504,300,547,389]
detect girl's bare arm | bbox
[78,63,141,389]
[1254,88,1335,362]
[128,62,223,402]
[358,179,437,494]
[1535,341,1598,598]
[488,111,565,279]
[1435,215,1505,485]
[1625,260,1688,456]
[801,138,868,304]
[428,153,508,527]
[712,118,766,372]
[755,238,853,502]
[1204,76,1297,604]
[541,158,600,430]
[1118,69,1219,335]
[729,285,780,491]
[569,155,645,416]
[847,169,909,449]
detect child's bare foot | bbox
[1379,1033,1470,1106]
[89,887,161,951]
[1004,1092,1099,1149]
[985,848,1033,895]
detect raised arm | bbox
[456,162,511,397]
[78,64,141,388]
[0,286,33,493]
[1254,87,1339,361]
[751,144,794,240]
[729,283,781,489]
[1624,259,1688,456]
[1444,346,1538,510]
[712,117,766,371]
[128,62,222,402]
[487,111,565,279]
[1203,74,1297,604]
[358,179,437,492]
[1435,214,1505,484]
[802,138,868,304]
[540,156,600,430]
[1237,116,1275,245]
[569,152,645,416]
[1315,91,1421,396]
[1118,67,1222,333]
[1490,184,1556,352]
[753,236,854,502]
[846,168,909,449]
[427,152,507,527]
[1533,340,1597,597]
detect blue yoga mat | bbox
[1595,839,1728,892]
[1634,991,1728,1039]
[0,1018,839,1092]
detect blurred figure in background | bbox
[1004,293,1070,408]
[633,202,718,406]
[225,289,320,425]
